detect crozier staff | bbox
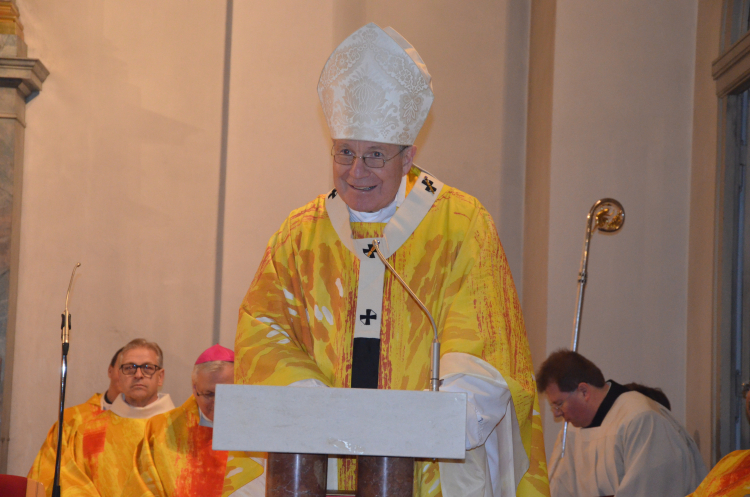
[232,23,549,497]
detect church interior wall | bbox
[5,0,534,476]
[216,0,337,347]
[541,0,700,458]
[1,0,715,476]
[686,0,721,466]
[7,0,230,475]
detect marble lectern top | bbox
[213,384,467,459]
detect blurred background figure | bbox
[623,382,671,411]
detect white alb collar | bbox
[348,175,407,223]
[100,393,113,411]
[198,407,213,428]
[110,393,175,419]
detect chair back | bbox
[0,475,45,497]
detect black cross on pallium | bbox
[422,177,436,194]
[328,189,337,199]
[363,243,376,258]
[360,309,377,325]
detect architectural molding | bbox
[0,58,49,99]
[0,0,46,474]
[713,28,750,97]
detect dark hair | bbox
[624,382,671,410]
[536,349,605,393]
[109,347,124,368]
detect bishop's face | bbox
[192,363,234,422]
[332,139,416,213]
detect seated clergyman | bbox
[538,349,707,497]
[58,338,175,497]
[124,344,263,496]
[27,346,123,496]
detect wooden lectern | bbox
[213,385,466,497]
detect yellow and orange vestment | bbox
[28,393,103,496]
[234,167,549,496]
[123,396,262,497]
[689,450,750,497]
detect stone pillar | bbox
[0,0,48,472]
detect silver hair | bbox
[119,338,164,368]
[191,360,233,383]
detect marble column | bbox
[0,0,48,472]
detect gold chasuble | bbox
[58,395,174,497]
[60,412,148,496]
[28,393,103,496]
[123,396,263,497]
[234,166,549,496]
[688,450,750,497]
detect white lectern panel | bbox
[213,385,466,459]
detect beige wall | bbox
[8,0,228,475]
[541,0,700,457]
[524,0,556,377]
[686,0,721,465]
[217,0,335,346]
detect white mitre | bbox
[318,23,434,146]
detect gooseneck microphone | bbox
[366,240,441,392]
[52,262,81,497]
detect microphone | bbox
[52,262,81,497]
[366,240,441,392]
[61,262,79,344]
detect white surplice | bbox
[549,391,707,497]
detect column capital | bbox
[0,57,48,99]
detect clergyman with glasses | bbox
[56,338,175,497]
[231,22,548,497]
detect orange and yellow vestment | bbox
[56,394,174,496]
[123,395,262,497]
[234,166,549,496]
[27,393,103,496]
[689,450,750,497]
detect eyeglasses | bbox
[331,145,408,169]
[549,390,576,414]
[120,363,161,378]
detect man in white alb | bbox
[538,349,707,497]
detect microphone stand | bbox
[367,241,440,391]
[52,263,81,497]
